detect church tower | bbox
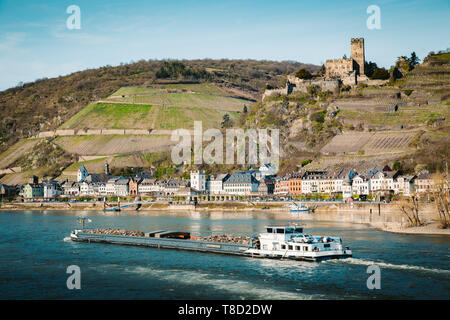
[350,38,365,75]
[105,161,110,175]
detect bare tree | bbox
[399,194,423,227]
[432,173,450,228]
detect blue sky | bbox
[0,0,449,90]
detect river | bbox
[0,210,448,299]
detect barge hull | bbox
[71,231,252,257]
[70,231,351,262]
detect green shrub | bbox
[371,68,390,80]
[403,89,413,96]
[307,85,321,96]
[295,69,312,79]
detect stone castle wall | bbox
[326,58,353,78]
[262,76,341,100]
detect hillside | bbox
[0,52,448,184]
[59,83,246,130]
[0,59,318,154]
[245,51,450,175]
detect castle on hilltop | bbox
[325,38,366,80]
[262,37,385,100]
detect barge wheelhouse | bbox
[247,225,352,261]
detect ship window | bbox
[263,245,268,250]
[281,244,286,249]
[276,228,284,234]
[294,227,303,233]
[324,244,330,248]
[285,228,293,234]
[288,245,293,250]
[295,246,300,250]
[303,246,309,251]
[267,228,273,233]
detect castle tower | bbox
[105,161,110,175]
[350,38,365,75]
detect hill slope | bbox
[0,59,318,154]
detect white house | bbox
[43,180,60,199]
[138,179,161,194]
[106,177,119,195]
[352,175,370,195]
[370,171,398,192]
[207,174,229,194]
[223,172,259,195]
[79,181,90,196]
[393,175,415,195]
[190,171,206,192]
[114,178,130,197]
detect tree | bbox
[295,69,312,80]
[319,64,325,77]
[243,105,247,113]
[393,161,402,171]
[371,68,390,80]
[409,52,420,67]
[364,61,378,78]
[432,173,450,229]
[221,114,233,128]
[399,194,423,227]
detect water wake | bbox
[127,265,325,300]
[328,258,450,275]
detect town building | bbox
[22,182,44,199]
[114,177,130,197]
[42,179,61,199]
[223,171,259,195]
[352,175,370,195]
[414,171,435,193]
[301,171,328,194]
[207,173,229,194]
[190,170,206,192]
[370,171,399,193]
[274,176,290,195]
[288,173,302,196]
[129,177,142,196]
[62,182,80,197]
[138,179,161,195]
[393,175,416,195]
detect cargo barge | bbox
[69,225,352,262]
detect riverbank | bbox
[1,201,448,236]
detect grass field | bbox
[54,134,175,155]
[59,102,238,130]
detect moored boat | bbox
[289,202,310,213]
